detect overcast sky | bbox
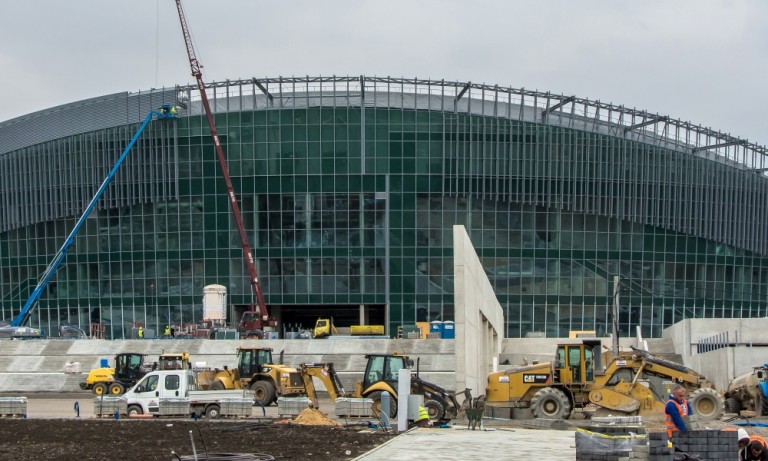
[2,1,766,145]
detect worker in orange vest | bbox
[665,384,692,438]
[739,428,768,461]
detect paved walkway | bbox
[354,426,576,460]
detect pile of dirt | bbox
[294,408,342,426]
[0,419,392,461]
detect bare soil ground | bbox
[0,418,394,461]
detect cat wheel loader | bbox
[196,347,304,405]
[299,353,469,423]
[484,339,724,421]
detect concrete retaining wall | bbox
[0,338,456,393]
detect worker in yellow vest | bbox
[412,406,432,428]
[164,325,171,337]
[138,326,144,339]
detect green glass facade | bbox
[1,77,767,339]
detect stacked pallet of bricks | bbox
[670,430,737,461]
[644,432,673,461]
[0,397,27,418]
[575,427,648,460]
[277,397,310,416]
[220,398,253,417]
[92,396,126,417]
[335,397,373,417]
[158,398,190,416]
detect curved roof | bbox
[2,76,766,175]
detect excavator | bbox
[484,339,724,421]
[299,353,469,423]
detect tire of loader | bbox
[209,381,226,391]
[688,388,724,421]
[109,383,125,395]
[724,397,741,414]
[759,393,768,417]
[368,391,397,418]
[251,381,276,406]
[424,399,445,421]
[530,387,572,419]
[93,383,107,396]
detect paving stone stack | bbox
[576,416,650,460]
[645,432,673,461]
[670,430,737,461]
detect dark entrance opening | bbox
[277,304,386,336]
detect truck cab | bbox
[124,370,195,415]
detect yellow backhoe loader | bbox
[197,347,304,405]
[299,353,468,423]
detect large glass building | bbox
[2,76,767,339]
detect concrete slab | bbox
[353,426,576,460]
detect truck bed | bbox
[187,389,251,402]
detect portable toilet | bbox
[429,321,442,338]
[442,321,455,339]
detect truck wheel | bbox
[761,393,768,417]
[127,405,143,416]
[109,383,125,395]
[424,399,445,421]
[251,381,276,406]
[368,391,397,418]
[725,397,742,414]
[205,404,221,419]
[689,388,724,421]
[530,387,572,419]
[93,383,107,396]
[209,381,225,390]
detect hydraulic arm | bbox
[11,109,169,331]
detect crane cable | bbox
[155,0,160,87]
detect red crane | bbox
[173,0,270,329]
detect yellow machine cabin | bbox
[485,340,723,421]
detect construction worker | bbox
[744,440,768,461]
[665,384,692,438]
[740,428,768,461]
[164,325,171,337]
[170,105,177,116]
[412,406,432,428]
[138,326,144,339]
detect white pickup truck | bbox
[122,369,252,419]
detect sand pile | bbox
[293,408,341,426]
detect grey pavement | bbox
[354,426,576,461]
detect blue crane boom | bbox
[9,108,171,331]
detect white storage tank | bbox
[203,284,227,322]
